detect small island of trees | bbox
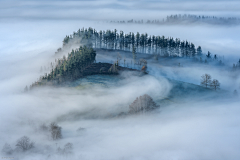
[26,27,236,91]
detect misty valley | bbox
[1,1,240,160]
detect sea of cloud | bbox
[1,0,240,159]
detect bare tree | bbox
[201,74,212,88]
[16,136,34,152]
[129,94,159,114]
[50,122,62,140]
[2,143,13,155]
[210,79,220,90]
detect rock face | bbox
[129,94,159,114]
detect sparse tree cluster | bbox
[129,94,159,114]
[1,122,71,157]
[2,136,34,155]
[201,74,220,90]
[16,136,34,152]
[192,51,224,66]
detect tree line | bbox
[107,14,240,25]
[57,27,203,58]
[164,14,240,24]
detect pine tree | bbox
[206,51,211,58]
[197,46,202,56]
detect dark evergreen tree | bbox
[206,51,211,58]
[197,46,202,56]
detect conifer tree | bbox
[206,51,211,58]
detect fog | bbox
[1,0,240,159]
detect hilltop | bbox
[29,45,145,90]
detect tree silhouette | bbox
[210,79,220,90]
[16,136,34,152]
[56,27,201,59]
[129,94,159,114]
[50,122,62,140]
[201,74,212,88]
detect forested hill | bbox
[30,46,96,89]
[28,46,142,90]
[27,27,228,90]
[55,27,203,58]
